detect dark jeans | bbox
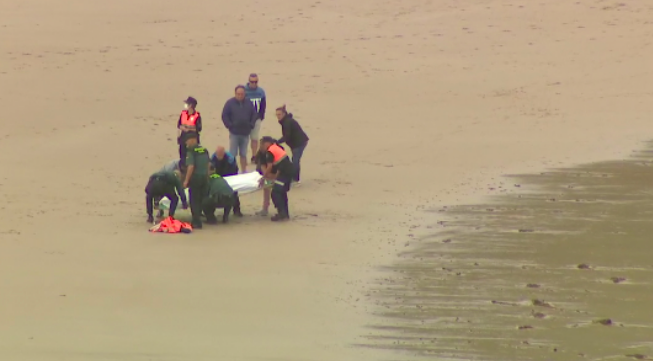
[271,177,291,217]
[202,194,234,223]
[291,143,307,182]
[145,178,179,217]
[188,177,208,226]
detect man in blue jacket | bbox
[222,85,258,172]
[244,73,267,163]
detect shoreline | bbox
[362,141,653,359]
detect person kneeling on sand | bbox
[145,169,188,223]
[259,136,294,222]
[203,174,236,224]
[210,146,243,217]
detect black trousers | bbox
[202,194,234,222]
[188,177,208,226]
[145,177,178,216]
[271,177,291,217]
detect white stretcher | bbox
[158,171,264,211]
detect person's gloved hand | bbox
[182,202,189,209]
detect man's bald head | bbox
[215,146,226,159]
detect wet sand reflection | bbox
[363,145,653,360]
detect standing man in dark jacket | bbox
[177,97,202,168]
[222,85,258,173]
[244,73,267,163]
[210,146,242,217]
[276,105,309,184]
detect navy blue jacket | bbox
[222,97,258,136]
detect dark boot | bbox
[205,208,218,224]
[147,215,154,223]
[233,193,243,217]
[271,213,289,222]
[233,207,243,217]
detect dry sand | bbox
[1,0,652,360]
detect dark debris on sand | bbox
[626,354,652,360]
[532,299,554,308]
[531,311,546,319]
[593,318,613,326]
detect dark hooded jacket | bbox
[277,113,309,149]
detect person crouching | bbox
[145,169,188,223]
[203,174,237,224]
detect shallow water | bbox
[363,144,653,361]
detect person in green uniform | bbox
[145,169,188,223]
[203,174,237,224]
[182,132,210,229]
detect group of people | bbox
[144,73,310,229]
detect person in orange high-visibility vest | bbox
[259,136,294,221]
[178,96,202,167]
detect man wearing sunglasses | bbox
[244,73,267,163]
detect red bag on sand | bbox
[149,216,192,233]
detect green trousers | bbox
[188,177,208,227]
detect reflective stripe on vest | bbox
[210,174,222,179]
[268,144,288,165]
[180,110,200,127]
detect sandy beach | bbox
[1,0,652,360]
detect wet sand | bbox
[366,144,653,360]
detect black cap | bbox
[183,96,198,106]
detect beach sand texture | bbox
[1,0,652,360]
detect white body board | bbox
[159,171,262,210]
